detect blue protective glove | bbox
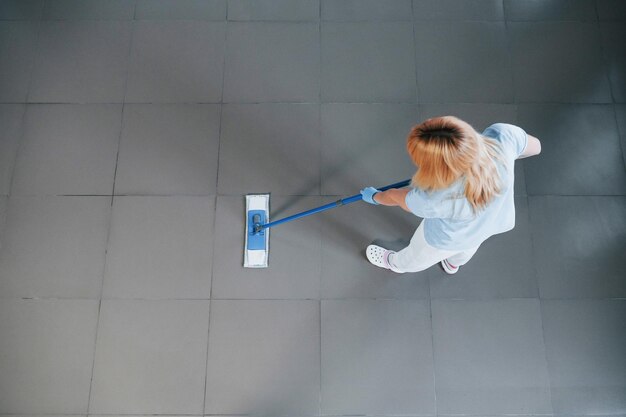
[360,187,380,205]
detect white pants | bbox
[388,222,480,273]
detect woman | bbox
[360,116,541,274]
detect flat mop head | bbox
[244,194,270,268]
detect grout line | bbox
[537,299,557,415]
[318,8,323,415]
[6,296,626,302]
[428,297,439,415]
[9,100,622,105]
[411,0,419,105]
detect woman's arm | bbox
[518,134,541,159]
[373,188,411,212]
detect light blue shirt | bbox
[405,123,528,251]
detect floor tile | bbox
[518,104,626,195]
[321,200,429,299]
[229,0,319,21]
[529,196,626,299]
[12,104,121,195]
[321,21,415,102]
[322,0,412,20]
[542,299,626,414]
[217,103,320,195]
[0,104,25,195]
[429,197,538,299]
[414,0,503,20]
[417,103,527,195]
[0,0,43,19]
[114,104,220,195]
[29,21,131,103]
[0,196,110,298]
[601,22,626,103]
[415,21,512,103]
[205,300,319,415]
[90,299,210,414]
[321,103,417,195]
[504,0,596,21]
[103,196,214,299]
[0,21,39,102]
[136,0,226,20]
[509,22,612,103]
[0,299,98,413]
[43,0,135,19]
[126,21,225,103]
[321,299,435,415]
[211,196,321,299]
[597,0,626,20]
[432,299,552,414]
[223,22,319,102]
[616,104,626,167]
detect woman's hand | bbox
[361,187,411,212]
[360,187,380,205]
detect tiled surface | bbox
[529,196,626,299]
[0,0,43,19]
[223,22,319,102]
[0,196,110,298]
[541,299,626,414]
[1,1,625,416]
[432,299,552,414]
[230,0,319,21]
[11,104,122,196]
[518,104,626,195]
[415,21,513,103]
[616,104,626,167]
[217,103,320,195]
[0,104,24,195]
[504,0,596,21]
[114,104,220,195]
[126,21,225,103]
[0,21,39,102]
[42,0,135,20]
[205,300,319,415]
[601,22,626,103]
[323,0,412,21]
[29,21,132,103]
[414,0,504,20]
[321,21,416,102]
[89,299,210,414]
[136,0,227,20]
[321,299,435,415]
[103,196,214,299]
[0,299,99,413]
[509,22,612,103]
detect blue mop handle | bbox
[256,179,412,232]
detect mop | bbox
[244,179,411,268]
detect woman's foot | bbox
[441,258,459,275]
[366,245,403,273]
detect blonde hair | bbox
[406,116,502,212]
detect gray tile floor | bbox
[0,0,625,416]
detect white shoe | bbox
[441,258,459,275]
[366,245,403,273]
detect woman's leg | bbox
[388,222,456,273]
[446,245,480,267]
